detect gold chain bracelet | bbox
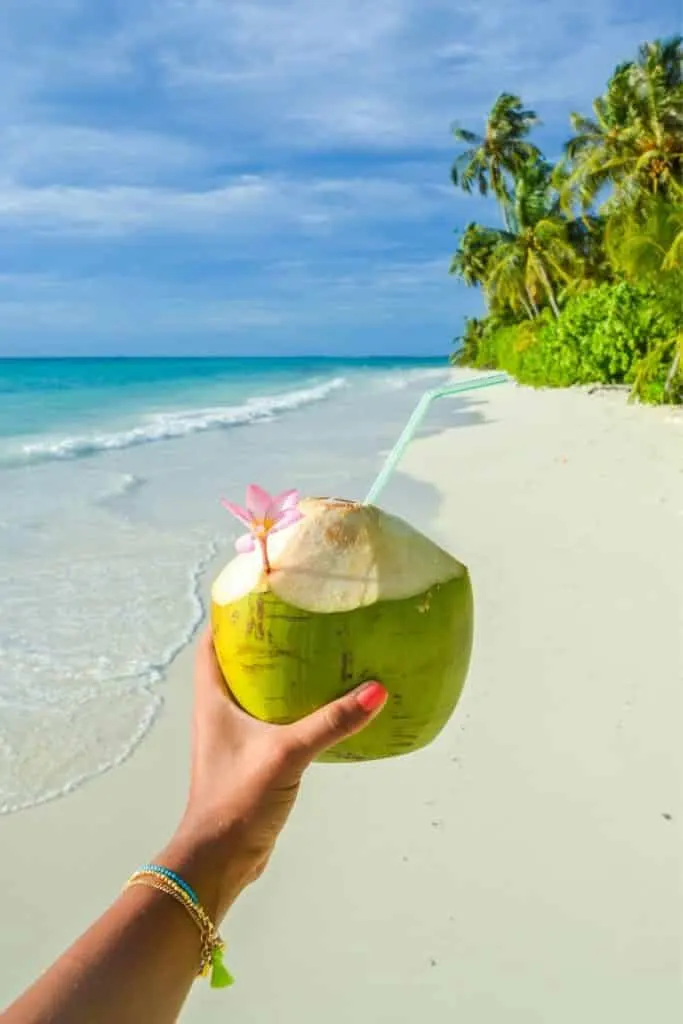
[126,869,234,988]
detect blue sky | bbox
[0,0,679,356]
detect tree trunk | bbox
[536,262,561,318]
[491,167,513,232]
[520,297,534,320]
[525,285,539,317]
[664,345,680,398]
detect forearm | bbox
[3,834,227,1024]
[3,629,383,1022]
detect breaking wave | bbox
[7,377,347,466]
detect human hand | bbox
[2,631,386,1023]
[163,628,387,922]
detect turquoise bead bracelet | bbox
[137,863,200,906]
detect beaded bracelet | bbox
[126,865,234,989]
[137,863,200,905]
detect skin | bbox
[4,628,388,1024]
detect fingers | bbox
[194,626,258,729]
[283,681,388,766]
[194,626,232,707]
[194,628,388,768]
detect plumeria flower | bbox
[222,484,303,573]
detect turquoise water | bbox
[0,356,454,813]
[0,357,417,461]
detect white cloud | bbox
[0,1,673,185]
[0,178,274,234]
[0,173,463,236]
[4,0,671,163]
[150,0,674,147]
[0,125,205,186]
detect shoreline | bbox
[2,381,682,1022]
[0,536,221,817]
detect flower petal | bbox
[235,533,256,553]
[221,500,253,527]
[245,484,272,520]
[268,508,304,534]
[267,489,300,518]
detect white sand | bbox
[2,381,682,1022]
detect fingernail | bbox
[355,681,388,713]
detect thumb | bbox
[285,681,388,766]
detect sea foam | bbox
[9,377,347,466]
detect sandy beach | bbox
[2,379,682,1023]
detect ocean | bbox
[0,356,459,813]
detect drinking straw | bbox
[364,373,509,505]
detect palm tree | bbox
[622,37,683,198]
[449,222,503,287]
[565,214,612,284]
[484,241,538,318]
[606,195,683,275]
[451,93,541,227]
[486,222,579,318]
[558,35,683,212]
[486,160,583,318]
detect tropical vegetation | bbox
[449,37,683,404]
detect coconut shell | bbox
[211,572,473,762]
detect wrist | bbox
[155,826,237,924]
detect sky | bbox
[0,0,679,357]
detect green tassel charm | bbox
[210,947,235,989]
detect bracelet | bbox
[136,863,200,905]
[126,865,234,989]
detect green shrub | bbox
[455,281,682,404]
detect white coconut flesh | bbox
[212,497,466,614]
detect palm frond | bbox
[452,127,480,145]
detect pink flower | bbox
[221,484,303,572]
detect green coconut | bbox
[211,497,473,762]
